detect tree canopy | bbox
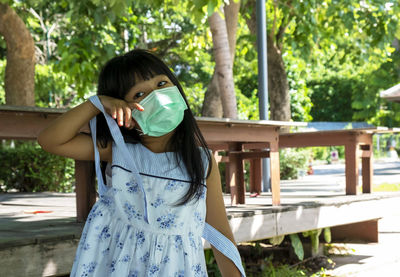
[0,0,399,126]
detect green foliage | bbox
[261,257,308,277]
[269,235,285,246]
[308,77,358,122]
[373,133,400,158]
[0,141,74,192]
[308,49,400,125]
[284,51,313,122]
[311,146,344,164]
[303,229,322,256]
[0,60,4,105]
[35,64,79,108]
[204,249,222,276]
[268,0,400,123]
[323,228,331,244]
[2,0,400,126]
[289,233,304,261]
[279,148,311,180]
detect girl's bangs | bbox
[127,56,167,88]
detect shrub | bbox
[312,146,344,164]
[0,141,74,192]
[280,148,311,180]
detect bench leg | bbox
[75,160,96,222]
[345,143,359,195]
[270,143,281,206]
[362,156,373,193]
[225,164,231,194]
[250,158,262,194]
[228,143,245,205]
[361,143,373,193]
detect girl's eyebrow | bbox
[129,75,167,94]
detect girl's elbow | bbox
[37,132,52,152]
[37,133,45,148]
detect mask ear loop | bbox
[134,127,145,136]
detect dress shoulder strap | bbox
[88,95,149,223]
[202,223,246,276]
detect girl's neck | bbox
[141,131,175,153]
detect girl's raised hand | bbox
[98,95,144,129]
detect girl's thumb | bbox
[132,103,144,112]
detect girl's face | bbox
[124,74,174,104]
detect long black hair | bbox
[96,49,212,205]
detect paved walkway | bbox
[297,159,400,277]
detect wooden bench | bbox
[0,106,302,221]
[279,125,397,194]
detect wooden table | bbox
[279,127,391,195]
[196,117,304,206]
[0,105,303,221]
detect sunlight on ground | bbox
[42,259,57,276]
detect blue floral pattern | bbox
[165,180,184,191]
[150,196,165,208]
[98,226,111,241]
[80,261,97,277]
[156,212,177,229]
[136,231,145,247]
[70,143,209,276]
[126,181,140,194]
[192,263,207,277]
[123,202,142,220]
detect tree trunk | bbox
[202,73,223,117]
[203,1,240,118]
[267,34,290,121]
[0,3,35,106]
[224,0,240,60]
[244,0,291,121]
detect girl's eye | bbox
[133,92,145,99]
[158,80,168,87]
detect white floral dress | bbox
[70,143,209,277]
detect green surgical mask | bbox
[131,86,188,137]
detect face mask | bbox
[131,86,188,137]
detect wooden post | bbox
[225,164,231,194]
[250,158,262,194]
[75,160,96,222]
[361,143,373,193]
[270,140,281,205]
[345,139,359,195]
[227,143,245,204]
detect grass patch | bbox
[358,182,400,193]
[373,183,400,192]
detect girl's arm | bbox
[205,155,242,277]
[37,96,139,162]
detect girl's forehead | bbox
[133,73,169,83]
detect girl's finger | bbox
[117,107,124,126]
[111,107,117,119]
[132,103,144,112]
[124,106,132,127]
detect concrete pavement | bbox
[301,159,400,276]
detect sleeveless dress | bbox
[70,143,209,277]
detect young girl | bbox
[38,49,244,276]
